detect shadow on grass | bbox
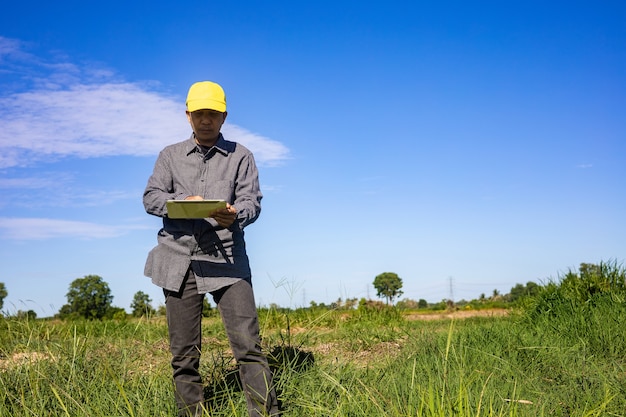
[203,345,315,412]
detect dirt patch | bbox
[404,308,510,321]
[0,351,54,370]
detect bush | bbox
[525,260,626,320]
[521,260,626,359]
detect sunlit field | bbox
[2,262,626,416]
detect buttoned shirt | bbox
[143,134,262,293]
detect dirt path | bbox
[404,308,510,321]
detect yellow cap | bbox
[185,81,227,113]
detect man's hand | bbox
[184,196,236,227]
[210,203,237,228]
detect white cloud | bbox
[0,171,137,210]
[222,124,290,167]
[0,172,72,189]
[0,83,186,162]
[0,217,148,240]
[0,36,33,64]
[0,37,290,168]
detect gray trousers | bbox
[164,270,279,417]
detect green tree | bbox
[373,272,404,305]
[157,304,167,316]
[509,281,541,303]
[202,297,213,317]
[107,306,128,320]
[61,275,114,320]
[131,291,155,317]
[0,282,7,311]
[16,309,37,320]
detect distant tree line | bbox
[0,282,7,313]
[0,282,38,319]
[53,275,212,320]
[1,261,623,320]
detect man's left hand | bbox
[211,203,237,228]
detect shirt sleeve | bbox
[143,149,189,218]
[233,152,263,229]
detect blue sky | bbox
[1,1,625,317]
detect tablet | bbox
[166,199,227,219]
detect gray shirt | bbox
[143,134,262,293]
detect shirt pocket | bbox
[204,179,234,202]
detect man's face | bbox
[186,109,227,146]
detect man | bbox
[143,81,279,417]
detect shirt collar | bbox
[184,133,231,157]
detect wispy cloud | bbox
[222,124,290,168]
[0,36,290,168]
[0,217,149,240]
[0,171,135,209]
[0,174,67,189]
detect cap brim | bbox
[186,99,226,113]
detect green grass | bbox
[2,262,626,416]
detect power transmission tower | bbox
[448,276,455,309]
[449,276,454,301]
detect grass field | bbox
[1,262,626,416]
